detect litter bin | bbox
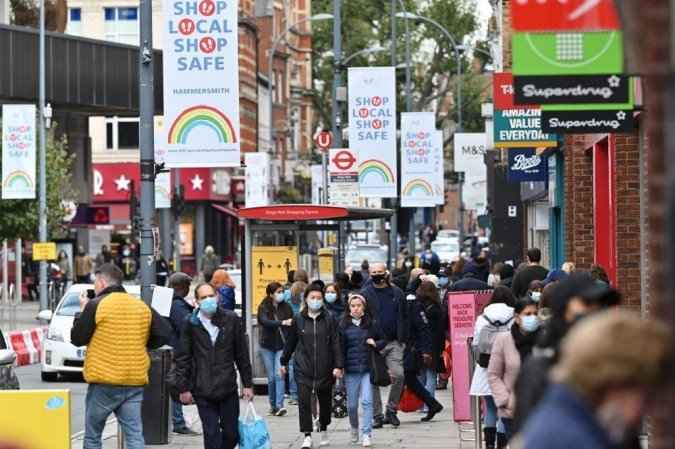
[142,347,172,444]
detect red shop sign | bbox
[493,73,537,111]
[512,0,620,32]
[239,205,349,221]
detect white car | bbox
[39,283,140,381]
[436,229,460,242]
[431,240,460,264]
[346,244,388,271]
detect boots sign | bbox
[507,148,548,183]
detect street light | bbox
[340,46,387,67]
[268,13,333,155]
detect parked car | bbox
[431,240,460,264]
[436,229,460,242]
[345,244,388,271]
[39,283,140,381]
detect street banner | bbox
[514,75,630,105]
[512,31,624,76]
[2,104,36,199]
[162,0,240,167]
[154,126,171,208]
[251,246,298,310]
[494,109,558,148]
[328,148,359,207]
[400,113,443,208]
[454,133,488,213]
[245,152,270,208]
[507,148,549,183]
[541,109,635,134]
[348,67,397,198]
[512,0,620,32]
[433,131,445,206]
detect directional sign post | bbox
[328,148,359,207]
[315,131,333,152]
[314,131,333,204]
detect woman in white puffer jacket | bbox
[469,286,515,449]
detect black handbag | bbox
[369,348,391,387]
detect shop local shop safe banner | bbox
[2,104,36,199]
[348,67,397,198]
[162,0,240,167]
[400,113,443,207]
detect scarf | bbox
[511,324,539,362]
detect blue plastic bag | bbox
[239,402,272,449]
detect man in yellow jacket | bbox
[71,263,170,449]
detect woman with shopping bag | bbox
[339,294,386,447]
[173,283,254,449]
[281,283,344,449]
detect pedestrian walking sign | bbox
[251,246,297,310]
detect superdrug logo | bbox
[541,110,635,134]
[514,75,630,105]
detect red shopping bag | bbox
[441,341,452,380]
[398,387,424,413]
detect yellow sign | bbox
[32,242,57,261]
[0,389,70,449]
[318,248,335,282]
[251,246,298,311]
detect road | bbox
[16,363,88,435]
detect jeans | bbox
[372,341,405,418]
[83,384,144,449]
[172,397,186,429]
[260,348,285,409]
[195,392,240,449]
[501,417,514,441]
[288,358,298,400]
[345,372,373,437]
[297,383,332,433]
[418,368,436,411]
[483,396,505,433]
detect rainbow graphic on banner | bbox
[359,159,394,184]
[3,170,34,190]
[167,105,237,145]
[403,179,434,197]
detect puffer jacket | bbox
[174,307,253,399]
[281,308,343,389]
[339,316,386,374]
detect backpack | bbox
[475,315,512,368]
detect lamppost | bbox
[267,13,333,156]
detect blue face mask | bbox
[438,277,449,287]
[521,315,540,333]
[307,299,323,312]
[282,289,291,301]
[325,292,337,303]
[274,292,285,303]
[200,296,218,316]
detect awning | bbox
[238,204,393,222]
[211,203,240,220]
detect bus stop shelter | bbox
[238,204,393,385]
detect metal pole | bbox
[15,239,22,305]
[457,52,463,132]
[329,0,342,207]
[2,240,7,305]
[38,0,48,311]
[138,0,155,304]
[403,8,416,257]
[389,0,398,268]
[174,168,181,272]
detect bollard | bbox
[117,423,126,449]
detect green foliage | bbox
[276,183,305,204]
[311,0,487,138]
[0,122,78,241]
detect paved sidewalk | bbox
[0,302,44,334]
[93,388,467,449]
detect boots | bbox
[496,432,508,449]
[483,427,496,449]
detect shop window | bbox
[105,117,139,151]
[66,8,82,36]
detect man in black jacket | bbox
[174,283,254,449]
[167,272,199,436]
[361,263,407,428]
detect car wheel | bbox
[41,371,58,382]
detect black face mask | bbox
[371,274,386,285]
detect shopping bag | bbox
[398,387,424,413]
[238,402,272,449]
[369,349,391,387]
[440,341,452,380]
[332,378,348,418]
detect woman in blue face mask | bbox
[281,284,344,449]
[324,282,345,320]
[487,298,540,445]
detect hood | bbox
[483,303,514,323]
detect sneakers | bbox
[385,410,400,427]
[301,435,313,449]
[276,407,288,417]
[372,416,384,429]
[173,426,200,435]
[268,407,279,416]
[362,435,372,447]
[319,431,330,446]
[351,429,359,444]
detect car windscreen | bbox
[432,243,458,253]
[347,248,387,263]
[56,292,82,316]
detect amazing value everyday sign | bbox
[2,104,36,199]
[400,113,443,208]
[162,0,240,167]
[348,67,397,198]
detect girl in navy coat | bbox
[339,294,386,447]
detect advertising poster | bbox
[328,148,359,207]
[348,67,397,197]
[454,133,488,213]
[162,0,240,167]
[2,104,36,199]
[245,152,271,208]
[251,246,298,310]
[400,113,443,207]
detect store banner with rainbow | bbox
[1,104,36,200]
